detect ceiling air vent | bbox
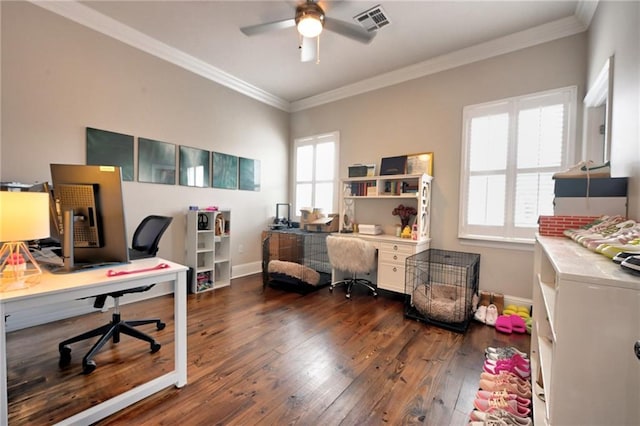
[353,5,390,32]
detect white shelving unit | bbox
[531,235,640,425]
[339,173,432,240]
[337,173,432,294]
[186,209,231,293]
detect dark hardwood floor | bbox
[6,274,530,425]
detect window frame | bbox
[458,86,577,244]
[292,131,340,219]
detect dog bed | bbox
[267,260,323,293]
[412,282,468,323]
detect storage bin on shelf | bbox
[404,249,480,333]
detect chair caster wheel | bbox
[345,293,351,299]
[329,286,334,292]
[151,342,161,353]
[157,322,166,330]
[82,360,96,375]
[372,292,378,297]
[59,346,72,368]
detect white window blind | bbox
[459,87,576,243]
[293,132,339,217]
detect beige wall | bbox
[587,1,640,218]
[291,34,588,299]
[1,2,289,270]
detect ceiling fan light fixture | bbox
[297,15,323,38]
[295,2,325,38]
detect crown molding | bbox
[31,1,590,114]
[290,15,587,112]
[30,1,291,112]
[575,0,599,28]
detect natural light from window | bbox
[459,87,576,243]
[294,132,339,217]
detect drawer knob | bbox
[393,267,397,272]
[393,245,398,250]
[393,255,398,260]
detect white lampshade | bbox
[297,15,323,38]
[0,191,50,242]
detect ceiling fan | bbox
[240,0,376,63]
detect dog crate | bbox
[405,249,480,333]
[262,230,331,293]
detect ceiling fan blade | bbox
[300,36,317,63]
[324,17,376,44]
[240,18,296,36]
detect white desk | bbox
[332,233,430,293]
[0,258,188,426]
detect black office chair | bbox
[59,215,173,374]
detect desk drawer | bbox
[378,263,406,293]
[379,250,411,265]
[379,242,414,255]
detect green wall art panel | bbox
[179,145,210,187]
[138,137,176,185]
[86,127,134,181]
[239,157,261,191]
[212,152,238,190]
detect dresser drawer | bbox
[378,263,406,293]
[379,250,411,265]
[379,242,414,255]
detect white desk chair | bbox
[326,235,377,299]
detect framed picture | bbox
[380,155,407,175]
[179,146,210,187]
[212,152,238,190]
[239,157,260,191]
[86,127,134,181]
[406,152,434,176]
[138,137,176,185]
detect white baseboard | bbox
[504,295,533,311]
[231,261,262,279]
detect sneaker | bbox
[552,160,611,179]
[470,409,533,426]
[469,415,509,426]
[473,397,531,417]
[480,371,531,390]
[476,390,531,407]
[621,255,640,276]
[479,377,532,399]
[485,346,528,360]
[483,357,531,380]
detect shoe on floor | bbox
[470,409,533,426]
[485,304,499,326]
[495,315,512,334]
[474,305,488,323]
[485,347,528,360]
[473,396,531,417]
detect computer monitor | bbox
[50,164,129,272]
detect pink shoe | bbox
[474,396,531,417]
[510,315,527,334]
[470,409,533,426]
[495,315,512,334]
[483,357,531,379]
[476,390,531,407]
[480,371,531,389]
[479,378,532,399]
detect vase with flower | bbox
[392,204,417,237]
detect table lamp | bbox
[0,191,50,280]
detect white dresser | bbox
[532,235,640,425]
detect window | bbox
[459,86,576,243]
[293,132,339,217]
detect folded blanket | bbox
[268,260,320,286]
